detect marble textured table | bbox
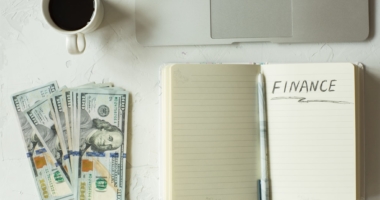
[0,0,379,199]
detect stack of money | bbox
[11,82,129,200]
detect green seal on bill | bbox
[54,171,64,183]
[96,178,107,191]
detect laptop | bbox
[135,0,369,46]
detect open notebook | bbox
[161,63,365,200]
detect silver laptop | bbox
[135,0,369,46]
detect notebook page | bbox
[170,64,261,200]
[262,63,357,200]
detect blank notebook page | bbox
[170,64,261,200]
[262,63,357,200]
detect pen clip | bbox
[258,179,262,200]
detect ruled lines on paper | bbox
[170,64,262,200]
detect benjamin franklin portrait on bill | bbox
[24,109,123,164]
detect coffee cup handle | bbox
[66,33,86,54]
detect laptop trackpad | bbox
[211,0,292,39]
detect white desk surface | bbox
[0,0,379,199]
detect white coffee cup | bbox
[41,0,104,54]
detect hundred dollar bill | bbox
[50,90,73,172]
[48,88,74,181]
[60,83,113,162]
[51,84,96,156]
[72,89,129,200]
[11,82,73,200]
[24,99,73,199]
[61,83,113,197]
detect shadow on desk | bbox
[364,66,380,200]
[124,94,133,200]
[99,0,130,30]
[367,0,376,41]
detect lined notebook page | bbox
[262,63,358,200]
[169,64,261,200]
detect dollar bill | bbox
[60,83,114,198]
[24,99,74,199]
[72,89,129,200]
[47,88,74,182]
[11,82,73,200]
[61,88,85,197]
[60,83,113,164]
[50,90,73,173]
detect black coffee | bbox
[49,0,94,31]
